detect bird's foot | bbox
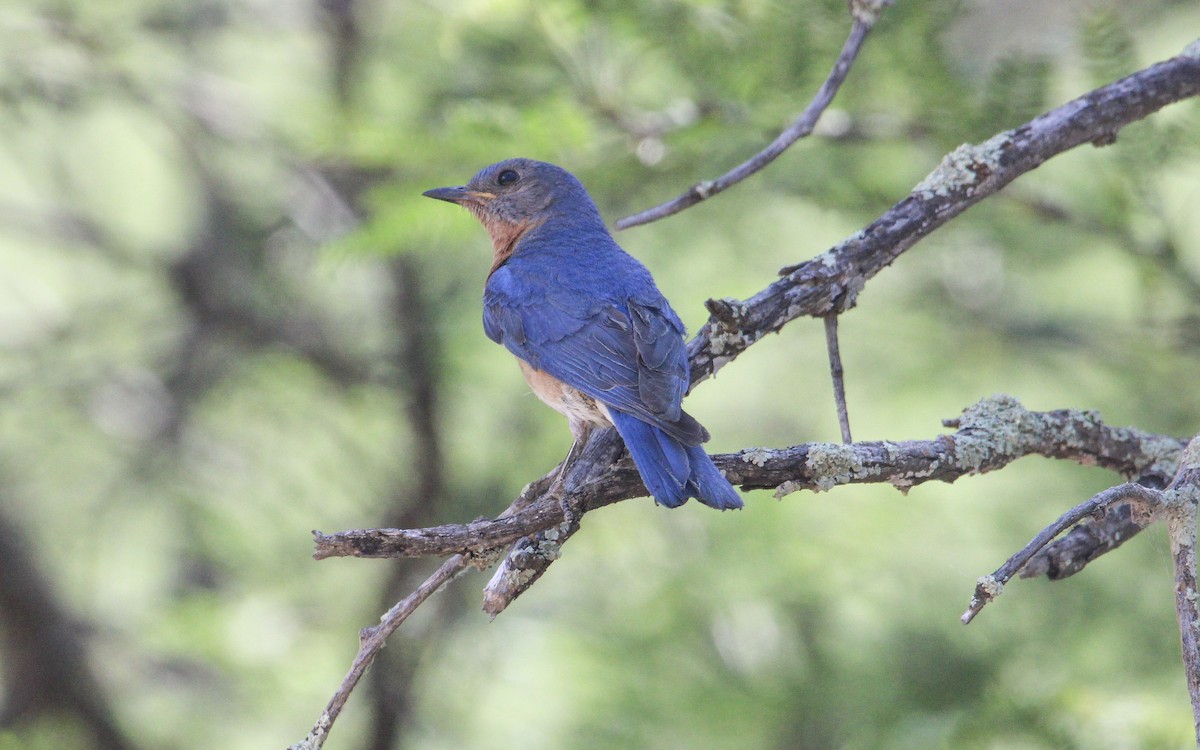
[546,472,582,529]
[557,491,583,530]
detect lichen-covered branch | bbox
[314,395,1187,563]
[685,46,1200,387]
[959,434,1200,741]
[1165,438,1200,742]
[481,430,625,617]
[1019,503,1147,581]
[960,482,1163,625]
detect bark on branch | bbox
[959,436,1200,744]
[315,395,1186,561]
[686,48,1200,387]
[1166,438,1200,741]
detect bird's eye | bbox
[497,169,520,186]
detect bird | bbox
[423,158,742,511]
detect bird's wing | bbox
[484,267,706,445]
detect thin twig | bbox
[614,16,875,230]
[364,256,455,748]
[824,314,852,444]
[292,467,568,749]
[1019,502,1147,580]
[960,483,1163,625]
[289,555,470,750]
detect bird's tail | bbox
[609,411,743,510]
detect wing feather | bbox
[484,266,706,445]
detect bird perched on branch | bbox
[424,158,742,511]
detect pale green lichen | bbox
[1051,407,1106,460]
[849,0,893,25]
[288,715,330,750]
[914,133,1010,198]
[705,299,755,369]
[976,574,1004,598]
[881,440,900,462]
[955,393,1028,430]
[741,448,774,468]
[804,442,866,492]
[707,324,751,376]
[1142,431,1188,479]
[1181,436,1200,465]
[889,459,940,494]
[495,565,537,592]
[951,394,1033,472]
[533,532,564,561]
[1164,437,1200,512]
[880,441,916,493]
[814,248,842,268]
[773,480,802,499]
[707,326,756,371]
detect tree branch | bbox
[458,42,1200,619]
[685,48,1200,387]
[314,396,1186,562]
[1165,437,1200,743]
[1019,501,1147,580]
[288,554,472,750]
[481,430,625,617]
[614,9,880,230]
[960,434,1200,741]
[823,314,852,443]
[960,482,1162,625]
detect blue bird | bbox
[423,158,742,510]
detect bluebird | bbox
[423,158,742,511]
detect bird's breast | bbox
[517,359,612,432]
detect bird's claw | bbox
[558,491,582,529]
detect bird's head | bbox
[423,159,604,271]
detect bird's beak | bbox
[422,185,469,204]
[422,186,495,205]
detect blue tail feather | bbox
[684,445,743,510]
[609,411,743,510]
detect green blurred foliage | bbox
[1,0,1199,748]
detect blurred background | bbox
[2,0,1199,748]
